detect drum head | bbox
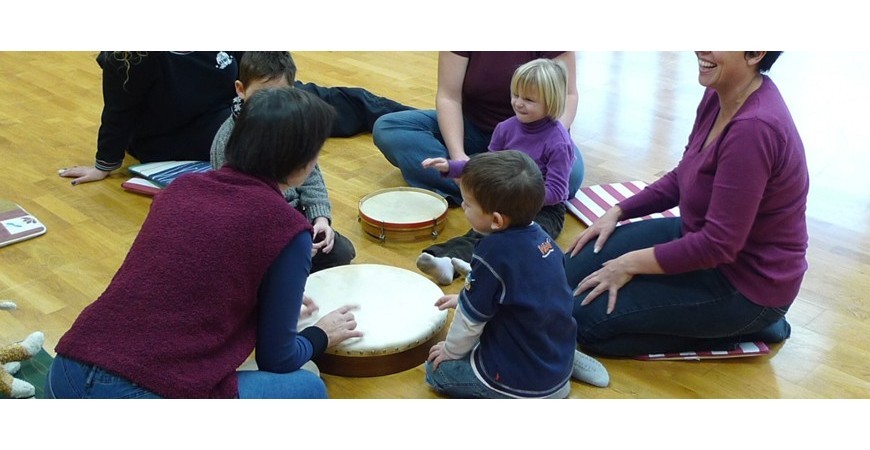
[302,264,448,360]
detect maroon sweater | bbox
[452,51,566,133]
[619,77,808,307]
[56,167,311,398]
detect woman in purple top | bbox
[372,51,585,205]
[564,52,809,356]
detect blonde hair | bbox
[510,58,568,120]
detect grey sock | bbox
[572,350,610,388]
[450,257,472,277]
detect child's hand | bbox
[427,341,456,371]
[434,294,458,310]
[311,217,335,255]
[421,157,450,173]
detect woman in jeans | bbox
[46,88,362,398]
[373,51,585,206]
[564,52,807,356]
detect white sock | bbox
[451,258,472,277]
[416,253,454,286]
[20,331,44,357]
[572,350,610,388]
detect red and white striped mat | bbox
[566,181,680,226]
[635,341,771,361]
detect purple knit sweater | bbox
[446,117,574,206]
[618,76,809,308]
[56,167,311,398]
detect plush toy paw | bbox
[19,331,45,357]
[3,362,21,374]
[10,377,36,399]
[1,331,46,399]
[0,300,17,310]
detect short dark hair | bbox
[460,150,544,227]
[239,51,297,86]
[747,51,782,73]
[224,87,334,183]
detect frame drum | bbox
[301,264,449,377]
[358,187,448,242]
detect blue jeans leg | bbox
[46,355,162,399]
[237,369,327,399]
[424,358,510,399]
[373,110,491,205]
[568,143,584,196]
[565,218,788,356]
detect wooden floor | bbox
[0,51,867,399]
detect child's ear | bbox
[234,80,247,99]
[491,212,509,231]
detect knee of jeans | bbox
[372,114,399,143]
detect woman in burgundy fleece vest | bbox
[48,88,363,399]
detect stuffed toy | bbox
[1,301,45,399]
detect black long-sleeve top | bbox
[94,51,241,171]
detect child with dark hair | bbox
[211,51,355,272]
[425,151,608,399]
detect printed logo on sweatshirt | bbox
[464,273,475,292]
[538,239,554,258]
[215,51,233,69]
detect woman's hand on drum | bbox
[421,157,450,173]
[311,217,335,255]
[300,295,319,320]
[58,165,110,185]
[434,294,458,310]
[427,341,457,371]
[314,304,363,348]
[567,205,622,257]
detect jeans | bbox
[46,354,162,399]
[46,354,327,399]
[425,358,511,399]
[373,110,585,205]
[236,369,326,399]
[565,218,789,357]
[296,81,414,138]
[425,358,570,399]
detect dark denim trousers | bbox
[295,81,414,138]
[564,218,789,357]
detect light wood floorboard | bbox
[0,51,867,399]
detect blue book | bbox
[128,161,212,188]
